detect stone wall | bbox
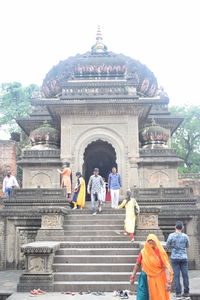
[179,174,200,196]
[0,141,16,198]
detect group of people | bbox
[3,165,191,299]
[57,163,123,213]
[131,221,190,300]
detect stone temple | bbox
[0,28,199,293]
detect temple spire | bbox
[96,25,103,42]
[91,26,108,54]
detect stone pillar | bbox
[128,158,139,188]
[127,116,139,188]
[17,241,60,292]
[60,115,72,163]
[36,207,67,241]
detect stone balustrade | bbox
[132,187,197,206]
[4,188,68,208]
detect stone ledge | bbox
[21,242,60,254]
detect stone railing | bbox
[132,187,196,206]
[22,149,60,158]
[4,188,68,208]
[140,149,177,157]
[17,241,60,292]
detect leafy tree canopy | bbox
[0,82,39,133]
[170,105,200,174]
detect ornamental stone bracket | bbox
[36,207,68,241]
[137,213,159,230]
[136,207,165,242]
[17,241,60,292]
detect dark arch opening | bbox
[83,140,117,198]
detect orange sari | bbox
[141,234,173,300]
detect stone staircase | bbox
[52,205,140,292]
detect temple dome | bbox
[29,122,60,149]
[42,28,158,98]
[139,120,169,149]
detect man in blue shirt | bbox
[166,221,190,300]
[108,167,122,209]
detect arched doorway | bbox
[83,140,117,190]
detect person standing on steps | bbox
[3,170,19,200]
[87,168,104,215]
[108,167,122,209]
[57,162,72,198]
[166,221,190,300]
[72,172,86,210]
[130,234,173,300]
[118,190,139,242]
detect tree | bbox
[0,82,39,133]
[170,105,200,173]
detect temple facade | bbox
[0,29,199,293]
[17,27,183,193]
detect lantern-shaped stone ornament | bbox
[29,122,60,149]
[140,120,169,149]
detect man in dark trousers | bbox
[166,221,190,300]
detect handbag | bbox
[134,205,139,216]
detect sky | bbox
[0,0,199,111]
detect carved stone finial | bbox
[91,26,108,54]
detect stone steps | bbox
[56,247,140,255]
[64,220,124,225]
[54,254,138,264]
[53,263,135,272]
[53,209,140,292]
[59,241,139,248]
[53,280,135,292]
[59,236,133,241]
[63,224,123,230]
[64,214,125,220]
[54,271,139,281]
[63,230,125,236]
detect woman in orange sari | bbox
[57,162,72,198]
[130,234,173,300]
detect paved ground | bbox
[7,292,136,300]
[0,270,199,299]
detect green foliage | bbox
[0,82,39,132]
[170,105,200,173]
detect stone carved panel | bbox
[149,172,169,187]
[0,221,5,269]
[137,214,159,229]
[18,229,37,268]
[28,256,45,273]
[41,214,63,230]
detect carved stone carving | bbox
[0,222,4,238]
[41,214,64,230]
[28,256,45,273]
[137,214,159,229]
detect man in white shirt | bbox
[3,171,19,200]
